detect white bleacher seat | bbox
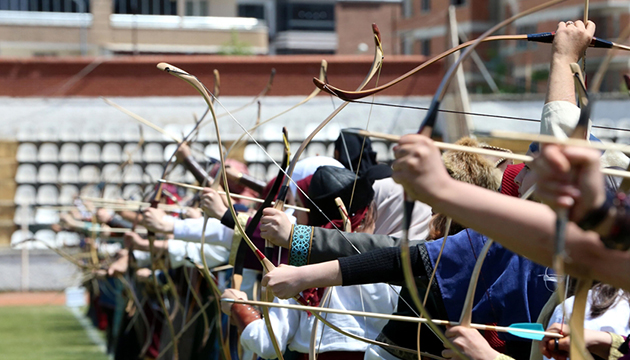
[144,143,163,162]
[306,143,327,158]
[123,164,143,183]
[56,231,81,247]
[122,184,142,200]
[244,144,267,163]
[37,164,58,183]
[204,144,224,161]
[325,143,335,157]
[80,143,101,162]
[79,166,100,183]
[184,168,195,184]
[59,143,80,162]
[37,185,59,205]
[37,143,59,162]
[145,164,163,182]
[34,229,57,248]
[79,185,100,198]
[266,165,279,181]
[102,164,122,183]
[59,164,79,183]
[37,126,58,142]
[372,141,390,162]
[304,123,327,142]
[102,143,122,163]
[190,142,206,162]
[15,164,37,183]
[325,123,342,141]
[59,126,80,142]
[14,185,36,205]
[58,185,79,204]
[81,125,101,142]
[265,143,285,162]
[35,208,59,224]
[103,184,122,199]
[11,230,34,248]
[163,144,178,162]
[122,143,143,162]
[16,143,37,162]
[261,125,284,141]
[13,206,34,225]
[248,164,267,181]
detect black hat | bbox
[307,165,390,226]
[334,129,379,176]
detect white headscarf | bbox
[288,156,344,197]
[372,177,432,240]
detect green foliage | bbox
[0,306,108,360]
[218,30,253,55]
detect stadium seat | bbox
[102,164,122,183]
[37,126,58,142]
[34,229,57,248]
[103,184,122,199]
[102,143,122,163]
[244,144,267,162]
[15,164,37,183]
[59,164,79,183]
[306,143,327,158]
[122,143,143,162]
[38,143,59,162]
[265,143,285,162]
[14,185,36,205]
[80,143,101,162]
[163,144,178,162]
[16,143,37,162]
[36,185,59,205]
[11,230,34,248]
[35,208,59,224]
[144,143,163,162]
[123,164,143,183]
[59,143,81,162]
[79,166,100,183]
[372,141,390,162]
[122,184,142,200]
[145,164,163,182]
[13,205,35,225]
[79,184,100,198]
[248,163,267,181]
[37,164,58,183]
[56,231,81,247]
[58,185,79,204]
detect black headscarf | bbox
[334,129,379,176]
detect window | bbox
[421,39,431,56]
[450,0,465,6]
[114,0,176,15]
[238,4,265,20]
[402,0,413,18]
[0,0,90,13]
[421,0,430,12]
[279,3,334,31]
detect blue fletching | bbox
[507,323,546,341]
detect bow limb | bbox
[158,62,286,360]
[224,60,328,159]
[276,24,384,208]
[563,64,593,360]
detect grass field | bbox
[0,306,109,360]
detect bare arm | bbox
[392,135,630,290]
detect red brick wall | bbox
[336,2,401,55]
[0,55,443,97]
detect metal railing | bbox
[0,0,90,13]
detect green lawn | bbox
[0,306,109,360]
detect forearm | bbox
[429,179,630,289]
[297,261,344,289]
[545,57,577,105]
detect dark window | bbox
[450,0,465,6]
[421,0,430,12]
[0,0,90,13]
[238,4,265,20]
[114,0,176,15]
[421,39,431,56]
[279,3,334,31]
[402,0,413,18]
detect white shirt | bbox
[241,284,399,359]
[544,289,630,360]
[171,217,235,248]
